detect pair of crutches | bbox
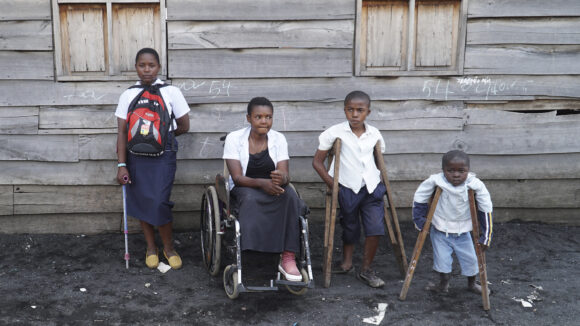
[399,187,491,311]
[321,139,408,288]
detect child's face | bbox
[443,158,469,186]
[135,53,160,86]
[344,98,371,129]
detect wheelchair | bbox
[200,165,314,299]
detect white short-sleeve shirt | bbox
[115,79,190,130]
[317,121,385,194]
[222,127,289,189]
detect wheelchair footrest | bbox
[274,279,309,287]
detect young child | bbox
[312,91,387,288]
[412,150,493,294]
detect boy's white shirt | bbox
[222,126,289,190]
[413,172,493,234]
[317,121,385,194]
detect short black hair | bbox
[442,150,470,169]
[344,90,371,108]
[247,97,274,115]
[135,48,160,64]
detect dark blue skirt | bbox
[125,134,177,226]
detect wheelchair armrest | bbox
[215,174,230,210]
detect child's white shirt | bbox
[317,121,385,194]
[413,172,493,234]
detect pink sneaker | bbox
[278,251,302,282]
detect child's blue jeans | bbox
[430,226,478,276]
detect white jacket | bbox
[413,172,493,234]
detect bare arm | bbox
[174,114,190,136]
[270,159,289,186]
[116,118,130,184]
[226,159,284,195]
[312,149,333,189]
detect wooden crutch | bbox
[373,142,408,276]
[468,189,491,311]
[322,138,341,288]
[399,187,442,300]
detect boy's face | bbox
[344,98,371,129]
[443,158,469,186]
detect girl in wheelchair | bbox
[222,97,307,282]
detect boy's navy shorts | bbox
[338,183,386,244]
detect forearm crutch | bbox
[322,138,341,288]
[399,187,442,300]
[468,189,490,311]
[374,142,408,276]
[122,179,130,269]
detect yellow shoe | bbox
[145,249,159,269]
[163,249,182,270]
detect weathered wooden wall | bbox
[0,0,578,233]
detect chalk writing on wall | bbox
[176,80,231,98]
[422,76,533,100]
[63,90,105,101]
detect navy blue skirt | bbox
[125,134,177,226]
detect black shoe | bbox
[357,269,385,288]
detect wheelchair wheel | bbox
[223,264,240,299]
[285,268,309,295]
[200,186,221,276]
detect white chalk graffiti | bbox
[176,80,231,98]
[63,90,105,101]
[422,76,532,100]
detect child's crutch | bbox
[122,176,130,269]
[373,141,408,276]
[322,139,341,288]
[399,187,442,300]
[468,189,490,310]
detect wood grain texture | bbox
[39,106,117,130]
[166,0,354,21]
[465,45,580,75]
[0,211,196,234]
[2,75,580,107]
[0,186,12,216]
[0,135,78,162]
[465,109,580,125]
[0,0,51,20]
[467,100,580,112]
[0,20,53,50]
[0,51,54,80]
[468,18,580,45]
[365,1,406,67]
[415,1,456,67]
[188,101,464,132]
[168,49,353,78]
[2,152,579,186]
[0,107,39,134]
[468,0,580,18]
[64,6,107,73]
[13,185,204,215]
[168,20,353,49]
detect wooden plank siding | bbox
[0,21,53,50]
[0,51,54,80]
[166,0,355,21]
[0,0,51,21]
[467,18,580,45]
[168,21,353,49]
[468,0,580,18]
[0,0,579,233]
[168,49,353,78]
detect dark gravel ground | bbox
[0,220,578,326]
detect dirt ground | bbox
[1,219,578,326]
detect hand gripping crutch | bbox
[399,187,442,300]
[468,189,490,310]
[322,138,341,288]
[373,141,408,276]
[122,176,130,269]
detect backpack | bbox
[126,84,174,156]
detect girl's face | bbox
[443,158,469,186]
[246,105,273,136]
[135,53,160,86]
